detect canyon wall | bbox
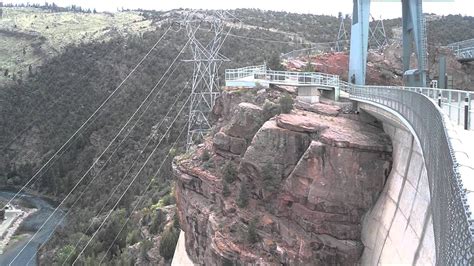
[173,89,393,265]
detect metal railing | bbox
[341,81,474,130]
[225,66,340,88]
[343,84,473,265]
[226,67,474,262]
[225,65,266,81]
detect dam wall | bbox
[359,102,436,265]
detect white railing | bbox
[265,70,339,87]
[225,65,266,81]
[340,81,474,130]
[225,66,339,88]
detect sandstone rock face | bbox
[174,91,392,265]
[225,102,264,141]
[295,100,342,116]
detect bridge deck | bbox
[225,65,339,89]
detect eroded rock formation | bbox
[174,88,393,265]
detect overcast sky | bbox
[5,0,473,19]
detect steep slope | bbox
[0,7,153,86]
[174,88,393,264]
[0,7,472,264]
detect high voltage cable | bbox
[99,121,188,265]
[62,81,190,264]
[8,27,187,266]
[24,63,187,266]
[3,26,173,212]
[72,93,191,264]
[67,23,232,259]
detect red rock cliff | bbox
[174,88,392,265]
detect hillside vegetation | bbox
[0,7,153,85]
[0,7,472,264]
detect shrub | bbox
[222,162,237,183]
[279,94,294,114]
[262,100,280,120]
[55,245,76,264]
[222,182,230,197]
[140,239,153,260]
[237,183,249,208]
[149,210,165,235]
[247,218,259,244]
[201,149,211,162]
[159,227,180,260]
[126,229,142,245]
[173,212,180,229]
[262,163,279,193]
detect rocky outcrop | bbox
[174,90,392,265]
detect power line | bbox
[99,121,188,265]
[8,27,184,266]
[62,80,190,265]
[72,93,191,265]
[24,62,187,266]
[227,32,338,46]
[3,26,173,212]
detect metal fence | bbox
[225,66,340,88]
[343,85,473,265]
[224,65,266,81]
[340,81,474,130]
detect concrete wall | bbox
[359,103,436,265]
[171,230,194,266]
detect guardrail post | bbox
[438,93,442,107]
[465,97,469,130]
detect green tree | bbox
[201,149,210,162]
[140,239,153,260]
[262,163,280,193]
[279,94,294,114]
[159,227,180,260]
[55,245,76,264]
[149,210,165,235]
[222,182,230,197]
[267,53,283,71]
[222,162,237,183]
[237,183,249,208]
[247,218,259,244]
[262,100,280,120]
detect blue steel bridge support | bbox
[349,0,370,85]
[349,0,427,86]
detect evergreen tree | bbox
[237,183,249,208]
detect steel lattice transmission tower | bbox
[336,12,349,52]
[182,11,232,149]
[368,15,388,51]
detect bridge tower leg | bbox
[348,0,370,85]
[402,0,427,86]
[349,0,427,86]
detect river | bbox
[0,190,64,266]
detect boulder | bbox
[225,102,265,141]
[276,113,328,133]
[240,120,311,182]
[295,101,341,116]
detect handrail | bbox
[343,84,474,264]
[225,66,474,263]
